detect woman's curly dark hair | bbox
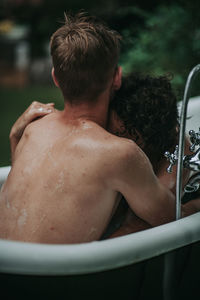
[111,73,179,171]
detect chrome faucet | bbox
[188,128,200,152]
[165,127,200,194]
[165,128,200,173]
[164,146,179,174]
[184,173,200,193]
[165,64,200,220]
[184,150,200,172]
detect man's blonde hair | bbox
[50,12,121,102]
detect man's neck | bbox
[62,90,111,128]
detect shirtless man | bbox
[6,69,200,240]
[0,12,177,243]
[10,74,188,193]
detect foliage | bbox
[0,86,63,167]
[120,4,200,98]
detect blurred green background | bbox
[0,0,200,167]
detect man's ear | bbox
[51,68,59,87]
[113,66,122,90]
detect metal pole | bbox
[163,64,200,300]
[176,64,200,220]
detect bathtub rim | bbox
[0,211,200,276]
[1,165,200,276]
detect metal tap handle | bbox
[164,145,179,173]
[184,172,200,193]
[189,128,200,152]
[184,182,200,193]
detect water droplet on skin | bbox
[17,209,27,227]
[54,171,65,192]
[6,196,10,209]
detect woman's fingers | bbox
[10,101,56,149]
[26,102,55,121]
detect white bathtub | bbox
[1,97,200,299]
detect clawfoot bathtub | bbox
[1,96,200,300]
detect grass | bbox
[0,85,64,167]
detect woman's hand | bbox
[10,101,55,161]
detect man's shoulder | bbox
[100,134,145,169]
[92,128,139,154]
[107,135,152,175]
[109,136,142,158]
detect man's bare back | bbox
[0,106,178,243]
[0,111,124,243]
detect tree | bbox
[120,4,200,98]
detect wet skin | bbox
[108,110,193,196]
[107,111,200,238]
[1,102,200,242]
[0,107,177,243]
